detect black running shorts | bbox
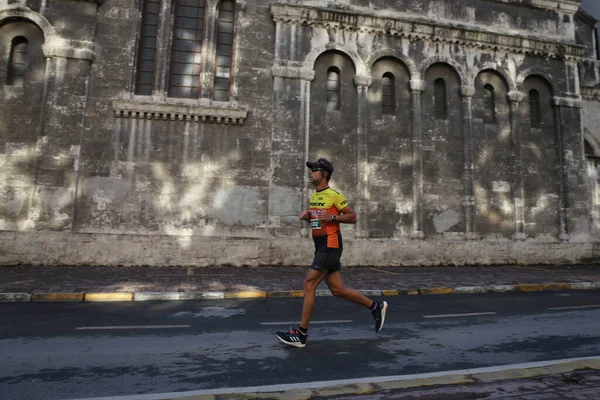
[310,247,342,273]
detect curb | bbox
[1,282,599,303]
[204,357,600,400]
[68,356,600,400]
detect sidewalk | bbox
[1,264,600,302]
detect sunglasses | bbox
[309,167,325,172]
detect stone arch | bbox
[469,62,515,92]
[584,128,600,156]
[304,42,366,77]
[0,6,55,42]
[516,69,557,95]
[419,56,466,85]
[366,49,417,80]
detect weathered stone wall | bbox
[0,0,597,266]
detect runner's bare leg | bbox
[325,271,372,307]
[300,268,328,329]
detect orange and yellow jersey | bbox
[309,187,348,249]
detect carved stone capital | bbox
[354,75,372,88]
[507,91,524,104]
[460,85,475,98]
[410,79,426,93]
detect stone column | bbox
[461,85,477,239]
[507,90,526,240]
[410,79,425,239]
[354,75,372,238]
[268,62,314,237]
[37,56,56,139]
[553,96,587,241]
[200,3,218,100]
[300,70,314,238]
[153,0,173,100]
[32,42,95,230]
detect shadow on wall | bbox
[321,51,564,239]
[0,6,579,253]
[0,18,74,231]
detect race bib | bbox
[310,219,322,230]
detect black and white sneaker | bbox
[372,301,388,332]
[276,328,308,348]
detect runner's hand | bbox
[299,211,311,221]
[317,209,331,221]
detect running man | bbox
[276,158,388,348]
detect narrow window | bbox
[169,0,206,99]
[585,140,595,157]
[434,78,447,119]
[596,26,600,60]
[483,84,496,124]
[7,36,28,87]
[382,72,395,115]
[213,0,235,102]
[327,67,340,111]
[529,89,541,128]
[135,0,161,95]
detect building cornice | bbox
[270,3,585,61]
[113,99,248,125]
[576,8,597,28]
[485,0,580,14]
[57,0,104,3]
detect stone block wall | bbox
[0,0,598,266]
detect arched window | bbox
[7,36,28,87]
[213,0,235,102]
[327,67,340,111]
[168,0,206,98]
[585,140,595,157]
[135,0,161,95]
[483,84,496,124]
[529,89,541,128]
[434,78,447,119]
[382,72,395,115]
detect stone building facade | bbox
[1,0,600,266]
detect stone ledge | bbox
[553,96,583,108]
[272,62,315,81]
[271,3,585,60]
[113,99,248,125]
[581,87,600,101]
[0,231,595,266]
[42,38,95,60]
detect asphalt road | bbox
[2,291,600,400]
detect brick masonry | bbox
[1,0,600,266]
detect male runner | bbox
[276,158,388,348]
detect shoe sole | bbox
[276,334,306,348]
[377,301,388,332]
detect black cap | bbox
[306,158,334,175]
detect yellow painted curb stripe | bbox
[420,287,455,295]
[224,291,267,299]
[85,293,133,302]
[32,293,84,302]
[382,290,399,296]
[515,283,572,292]
[267,291,304,298]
